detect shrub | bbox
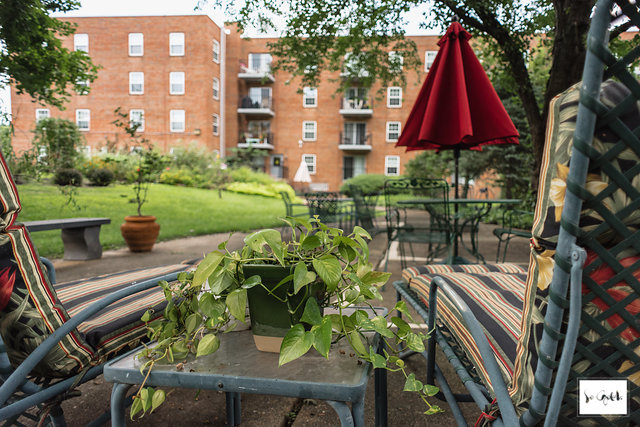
[169,143,218,171]
[86,167,115,186]
[32,118,85,173]
[54,168,83,186]
[229,167,275,185]
[159,168,196,187]
[340,174,388,196]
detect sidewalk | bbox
[54,223,530,426]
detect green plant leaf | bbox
[425,405,444,415]
[141,309,151,322]
[353,235,369,261]
[348,330,367,356]
[423,384,439,397]
[199,293,219,318]
[150,388,166,412]
[369,316,394,338]
[352,226,371,240]
[360,271,392,287]
[368,347,387,369]
[185,313,201,335]
[141,387,153,412]
[130,396,144,419]
[300,298,322,326]
[312,256,342,292]
[293,262,316,294]
[301,234,322,250]
[226,288,247,322]
[242,274,262,289]
[391,316,411,337]
[403,373,423,392]
[193,251,225,287]
[279,324,314,366]
[244,229,285,264]
[312,316,332,358]
[210,270,235,295]
[196,333,220,357]
[405,332,425,353]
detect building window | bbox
[303,154,316,175]
[343,122,367,146]
[212,114,220,135]
[248,53,272,73]
[212,77,220,100]
[75,78,90,95]
[212,39,220,63]
[170,110,185,132]
[303,87,317,107]
[169,32,185,56]
[74,33,88,52]
[128,33,143,56]
[388,51,403,73]
[35,109,50,122]
[387,87,402,108]
[76,109,90,131]
[385,156,400,176]
[343,155,366,180]
[170,72,185,95]
[425,50,437,72]
[302,121,317,141]
[129,72,144,94]
[344,87,368,109]
[386,121,401,142]
[129,109,144,132]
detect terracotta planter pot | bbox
[120,215,160,252]
[243,264,325,353]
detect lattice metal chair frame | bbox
[493,209,533,263]
[304,191,354,231]
[394,1,640,424]
[347,184,383,237]
[383,177,452,270]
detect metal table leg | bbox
[110,383,132,427]
[225,392,241,425]
[326,400,355,427]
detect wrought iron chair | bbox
[346,184,383,236]
[0,152,191,425]
[279,191,308,218]
[383,177,452,270]
[394,1,640,424]
[493,209,533,262]
[304,191,354,231]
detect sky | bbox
[1,0,435,119]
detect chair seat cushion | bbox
[402,262,527,284]
[408,270,527,392]
[55,264,190,357]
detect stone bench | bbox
[24,218,111,260]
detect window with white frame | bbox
[129,72,144,94]
[74,34,88,52]
[169,32,185,56]
[248,53,272,73]
[212,39,220,63]
[212,114,220,135]
[387,87,402,108]
[385,156,400,176]
[35,109,50,122]
[75,78,90,95]
[388,51,403,73]
[386,121,401,142]
[76,109,90,131]
[169,72,185,95]
[128,33,143,56]
[303,154,316,174]
[302,121,317,141]
[212,77,220,100]
[170,110,185,132]
[303,87,317,107]
[129,109,144,132]
[425,50,437,72]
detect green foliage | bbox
[32,117,85,173]
[78,153,135,183]
[226,166,295,199]
[0,0,99,107]
[53,168,82,186]
[85,167,115,186]
[340,174,387,196]
[229,166,273,185]
[225,146,268,169]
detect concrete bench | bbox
[24,218,111,261]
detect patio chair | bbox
[383,177,452,270]
[279,191,308,218]
[304,191,354,230]
[0,152,192,425]
[346,184,383,236]
[493,209,533,262]
[393,1,640,424]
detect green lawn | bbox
[17,183,303,258]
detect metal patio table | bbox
[104,308,388,427]
[397,198,520,263]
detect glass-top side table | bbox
[104,307,388,427]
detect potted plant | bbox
[131,217,442,417]
[114,108,167,252]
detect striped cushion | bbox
[55,264,189,355]
[0,154,20,232]
[402,263,526,284]
[409,271,527,392]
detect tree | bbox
[0,0,98,108]
[32,117,85,172]
[207,0,608,186]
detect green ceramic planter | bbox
[243,264,325,352]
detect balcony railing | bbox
[237,96,275,117]
[339,98,373,118]
[238,132,275,150]
[238,64,275,83]
[338,132,372,151]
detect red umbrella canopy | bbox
[396,22,519,151]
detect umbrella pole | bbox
[453,148,460,261]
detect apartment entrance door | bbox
[270,155,283,179]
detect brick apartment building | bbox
[11,15,441,191]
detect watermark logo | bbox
[578,379,628,416]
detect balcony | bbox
[237,132,274,150]
[339,98,373,118]
[237,96,275,118]
[338,132,372,151]
[238,64,275,83]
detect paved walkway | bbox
[52,222,531,426]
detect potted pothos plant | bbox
[113,108,167,252]
[131,217,442,418]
